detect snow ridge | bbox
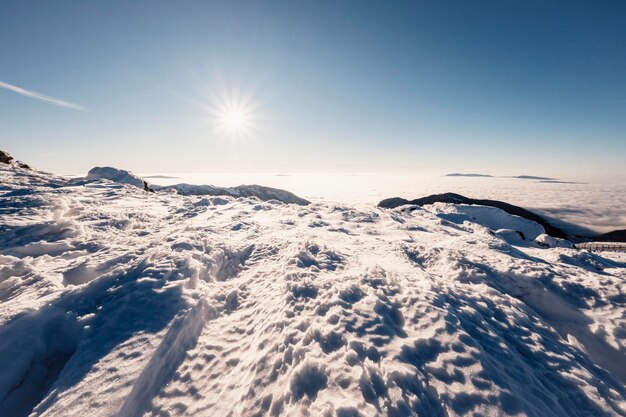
[76,166,310,205]
[85,166,145,188]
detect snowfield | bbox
[1,163,625,417]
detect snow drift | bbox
[85,166,146,188]
[155,183,311,205]
[378,192,568,239]
[76,166,310,205]
[1,160,625,417]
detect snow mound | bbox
[430,202,546,240]
[535,233,574,248]
[1,164,625,417]
[85,166,145,188]
[378,192,568,239]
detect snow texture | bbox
[75,166,310,205]
[1,162,625,417]
[157,183,311,206]
[428,202,546,240]
[85,167,145,188]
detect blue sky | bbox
[1,1,625,178]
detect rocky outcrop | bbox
[0,150,31,169]
[0,150,14,164]
[378,192,567,239]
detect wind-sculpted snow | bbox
[1,164,625,417]
[157,183,311,206]
[85,166,146,188]
[73,166,310,205]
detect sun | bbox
[220,105,250,136]
[207,86,260,139]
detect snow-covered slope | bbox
[75,166,310,205]
[156,183,311,206]
[1,163,625,417]
[428,202,546,240]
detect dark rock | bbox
[0,150,14,164]
[378,192,567,239]
[593,229,626,243]
[143,180,155,193]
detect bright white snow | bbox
[84,166,146,189]
[75,166,310,206]
[1,163,625,417]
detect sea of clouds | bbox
[142,172,626,235]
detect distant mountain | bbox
[378,192,568,239]
[512,175,556,180]
[537,180,584,184]
[143,175,180,179]
[445,173,493,177]
[444,173,572,182]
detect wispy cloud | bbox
[0,80,86,111]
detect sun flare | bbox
[221,106,249,135]
[208,86,260,139]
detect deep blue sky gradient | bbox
[1,1,625,178]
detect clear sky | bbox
[1,1,625,179]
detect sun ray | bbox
[206,84,261,140]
